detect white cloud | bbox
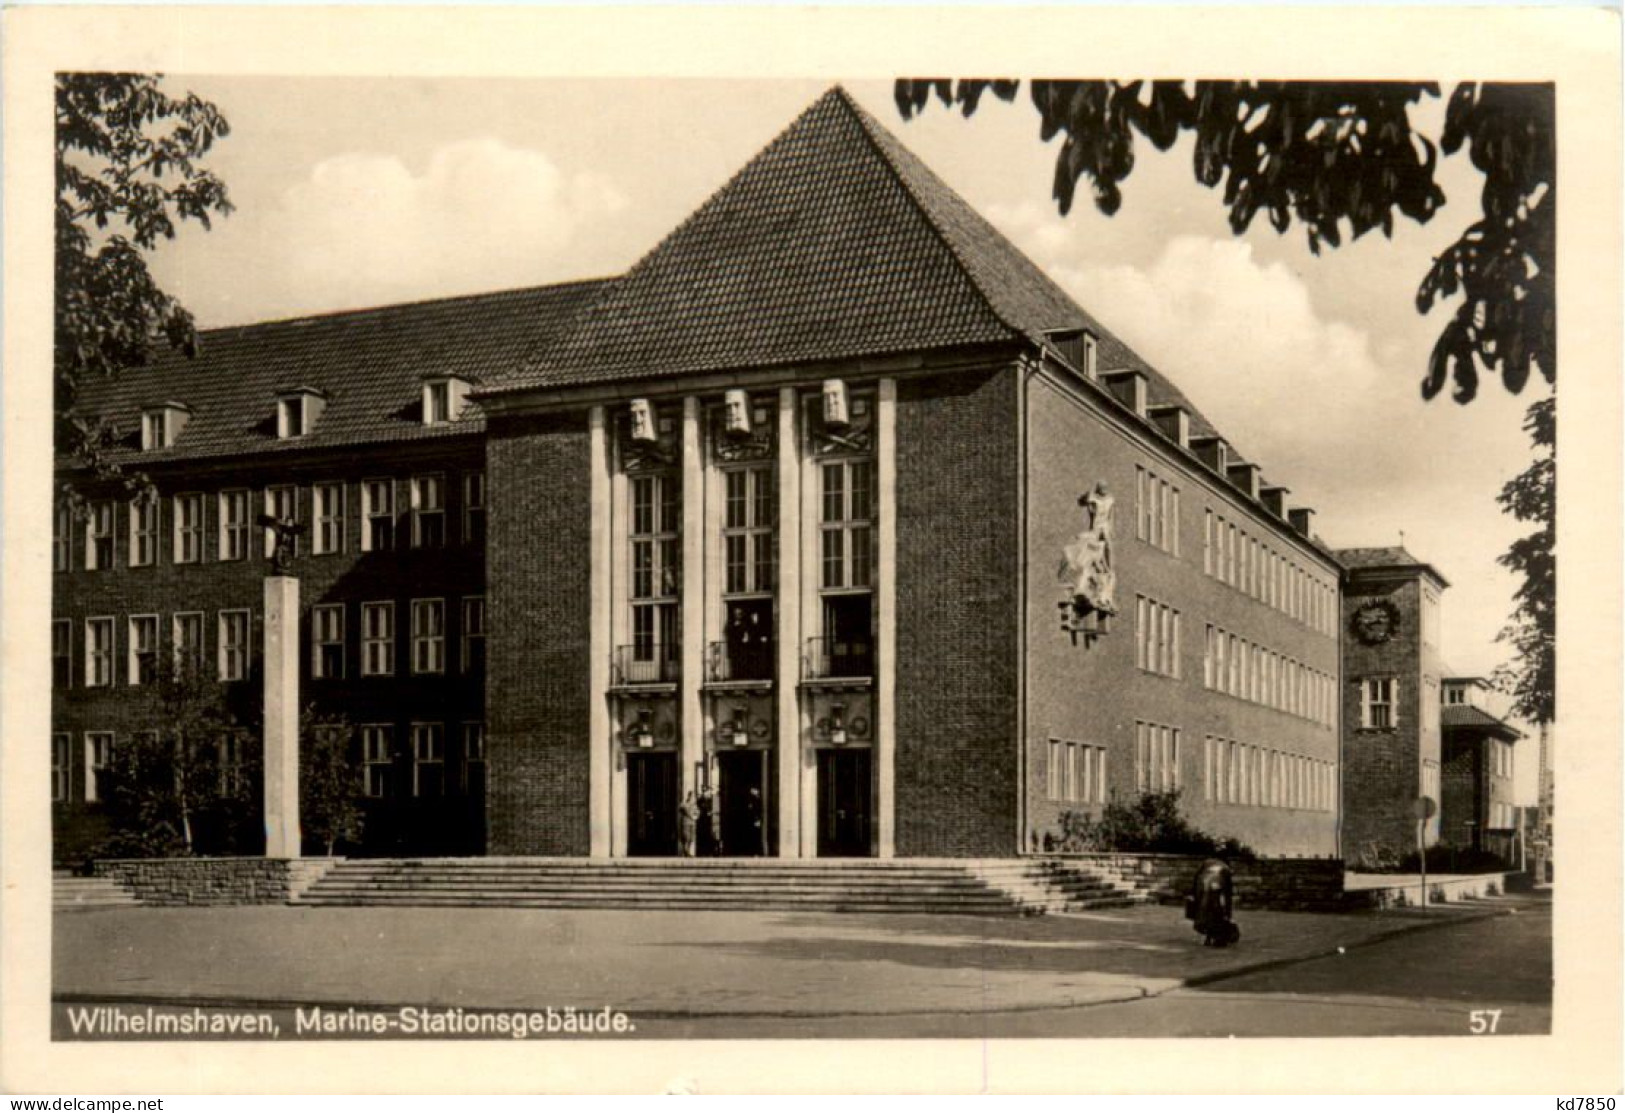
[268,138,627,312]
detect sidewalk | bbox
[53,896,1520,1019]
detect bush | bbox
[1055,791,1256,859]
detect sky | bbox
[140,76,1547,797]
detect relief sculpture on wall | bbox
[1058,480,1116,644]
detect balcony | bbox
[613,644,679,687]
[707,639,775,684]
[803,635,874,683]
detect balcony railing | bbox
[613,644,680,686]
[707,640,775,683]
[803,635,874,682]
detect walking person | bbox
[1186,857,1239,947]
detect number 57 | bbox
[1470,1009,1502,1034]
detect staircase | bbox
[969,859,1155,913]
[294,857,1150,914]
[54,871,139,909]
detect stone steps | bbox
[54,875,140,909]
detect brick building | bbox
[1439,676,1523,856]
[53,86,1346,862]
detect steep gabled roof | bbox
[64,280,610,467]
[490,86,1216,441]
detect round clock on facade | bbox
[1350,600,1402,645]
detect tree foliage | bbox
[1494,397,1556,724]
[300,708,366,856]
[1054,791,1255,859]
[56,73,232,480]
[895,79,1553,404]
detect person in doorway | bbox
[707,787,723,856]
[745,786,764,857]
[696,789,716,857]
[1186,857,1239,947]
[678,792,698,858]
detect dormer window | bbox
[275,386,327,440]
[140,402,191,451]
[1046,328,1099,380]
[421,376,472,426]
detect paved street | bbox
[53,893,1548,1039]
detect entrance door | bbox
[716,750,768,857]
[627,751,679,857]
[816,748,872,857]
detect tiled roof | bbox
[1442,704,1523,740]
[63,280,610,468]
[492,86,1221,444]
[1334,545,1449,584]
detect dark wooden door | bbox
[717,750,768,857]
[627,751,679,857]
[816,748,872,858]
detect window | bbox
[52,734,70,802]
[425,380,451,425]
[217,490,250,561]
[53,619,71,688]
[1134,596,1179,678]
[215,735,245,797]
[85,733,115,802]
[218,610,250,682]
[130,498,157,567]
[411,475,446,548]
[820,460,873,590]
[411,723,445,797]
[362,479,395,552]
[723,466,776,595]
[411,598,445,674]
[1362,678,1397,729]
[462,723,486,796]
[1048,739,1104,804]
[1135,467,1180,554]
[314,483,345,555]
[278,396,306,439]
[461,597,486,673]
[312,604,345,680]
[263,486,299,558]
[54,503,72,572]
[629,473,680,672]
[463,473,485,546]
[1047,739,1064,800]
[85,617,114,688]
[85,501,114,571]
[127,615,158,686]
[361,602,395,676]
[173,612,205,674]
[1421,758,1440,805]
[361,725,392,798]
[141,410,166,450]
[1136,722,1181,793]
[174,493,204,564]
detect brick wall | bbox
[485,413,592,855]
[1440,733,1481,847]
[1050,852,1347,911]
[893,367,1021,856]
[1023,369,1341,858]
[53,440,487,861]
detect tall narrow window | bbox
[411,475,446,548]
[85,501,114,571]
[174,493,204,564]
[362,479,395,552]
[218,610,250,682]
[173,612,204,674]
[461,597,486,674]
[130,498,158,567]
[462,473,486,546]
[411,723,445,797]
[220,490,250,562]
[461,723,486,796]
[54,503,72,571]
[313,482,345,555]
[425,381,451,425]
[53,619,72,688]
[52,734,70,802]
[362,602,395,677]
[86,617,114,688]
[1203,509,1213,576]
[411,598,445,674]
[312,604,345,680]
[264,486,299,558]
[128,615,158,686]
[85,733,115,803]
[627,473,680,681]
[361,725,392,798]
[1362,677,1396,729]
